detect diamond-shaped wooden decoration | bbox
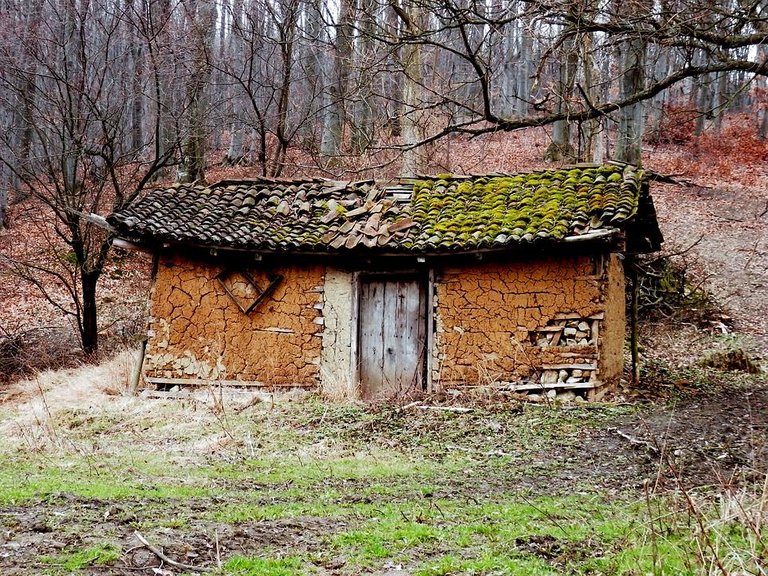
[216,268,283,315]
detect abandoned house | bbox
[107,163,662,401]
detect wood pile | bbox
[530,313,602,348]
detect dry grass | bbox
[0,350,282,459]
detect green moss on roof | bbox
[408,164,644,248]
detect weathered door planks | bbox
[359,276,427,400]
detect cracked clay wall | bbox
[143,254,324,386]
[433,254,622,387]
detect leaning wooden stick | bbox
[133,530,209,573]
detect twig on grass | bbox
[397,400,422,412]
[133,530,209,573]
[214,529,222,569]
[445,444,516,458]
[416,405,473,413]
[609,427,660,454]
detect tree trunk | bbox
[178,0,216,183]
[580,25,601,162]
[0,167,7,230]
[320,0,354,159]
[400,1,426,176]
[9,0,45,204]
[516,15,533,116]
[615,36,646,165]
[544,30,577,162]
[270,0,298,177]
[148,0,174,175]
[647,45,669,143]
[759,109,768,140]
[694,68,713,137]
[226,119,246,165]
[713,71,728,133]
[758,45,768,139]
[497,10,516,118]
[301,0,325,150]
[81,271,100,358]
[352,0,376,153]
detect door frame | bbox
[354,270,433,399]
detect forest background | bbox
[0,0,767,366]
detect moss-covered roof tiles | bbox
[108,163,662,255]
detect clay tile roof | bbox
[108,164,662,255]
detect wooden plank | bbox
[540,363,596,370]
[359,280,386,399]
[394,280,409,391]
[417,278,428,391]
[371,281,386,393]
[549,327,564,346]
[506,380,601,391]
[425,270,435,393]
[144,377,300,388]
[350,272,360,393]
[381,280,399,395]
[401,279,421,393]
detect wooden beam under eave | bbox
[112,238,152,253]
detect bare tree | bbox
[0,0,181,355]
[220,0,305,176]
[351,0,768,163]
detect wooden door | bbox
[358,276,427,400]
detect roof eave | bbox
[111,228,625,261]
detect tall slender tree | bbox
[178,0,216,183]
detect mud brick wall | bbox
[143,254,325,386]
[433,254,624,386]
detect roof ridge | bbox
[210,177,329,188]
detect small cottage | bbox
[108,163,662,401]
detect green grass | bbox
[1,396,765,575]
[221,555,305,576]
[40,543,121,574]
